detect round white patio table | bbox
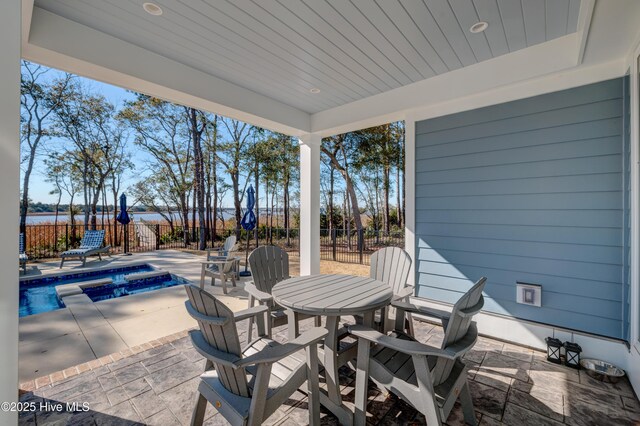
[272,274,393,426]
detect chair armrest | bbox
[392,286,415,300]
[391,300,452,321]
[189,330,240,368]
[234,327,328,367]
[201,257,234,267]
[393,298,484,319]
[348,324,458,359]
[233,305,269,322]
[245,283,274,303]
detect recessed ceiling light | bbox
[309,88,321,94]
[143,2,163,16]
[469,21,488,33]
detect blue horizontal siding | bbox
[416,154,622,184]
[414,78,627,339]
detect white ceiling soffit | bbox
[21,0,640,135]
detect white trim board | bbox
[403,114,416,287]
[409,297,636,393]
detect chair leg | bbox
[199,265,206,289]
[265,308,273,338]
[82,257,86,267]
[190,392,207,426]
[59,258,64,269]
[247,295,255,344]
[459,382,477,426]
[286,310,299,341]
[354,311,374,426]
[307,343,321,426]
[314,316,322,327]
[220,272,227,294]
[406,312,415,337]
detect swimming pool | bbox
[19,264,189,317]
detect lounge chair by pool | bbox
[59,230,111,268]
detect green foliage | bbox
[160,226,184,244]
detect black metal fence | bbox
[320,228,405,265]
[22,223,404,265]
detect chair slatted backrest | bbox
[185,285,250,397]
[79,230,105,249]
[248,246,289,295]
[370,247,412,296]
[221,235,237,256]
[19,233,25,254]
[432,277,487,386]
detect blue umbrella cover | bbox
[116,193,131,225]
[240,186,256,276]
[241,186,256,231]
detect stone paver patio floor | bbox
[19,318,640,426]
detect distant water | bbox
[25,210,236,224]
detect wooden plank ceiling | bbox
[35,0,581,113]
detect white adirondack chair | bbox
[369,247,414,334]
[199,236,239,294]
[200,252,239,294]
[245,245,319,343]
[349,277,487,426]
[184,284,327,426]
[209,235,237,257]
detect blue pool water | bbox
[19,264,189,317]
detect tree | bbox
[203,115,220,243]
[44,153,81,243]
[245,127,267,246]
[20,61,73,234]
[321,133,363,231]
[351,123,402,233]
[54,84,126,229]
[270,134,299,245]
[129,176,176,232]
[119,95,193,244]
[108,141,133,246]
[185,107,207,250]
[218,118,252,239]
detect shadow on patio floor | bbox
[19,318,640,425]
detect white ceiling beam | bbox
[576,0,596,64]
[22,7,311,136]
[21,0,34,46]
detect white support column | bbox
[627,43,640,395]
[299,134,321,275]
[0,0,21,422]
[404,114,416,286]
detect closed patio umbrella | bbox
[116,193,130,225]
[116,193,131,254]
[239,185,256,276]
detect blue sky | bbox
[25,68,139,204]
[23,63,263,207]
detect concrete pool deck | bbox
[19,250,250,381]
